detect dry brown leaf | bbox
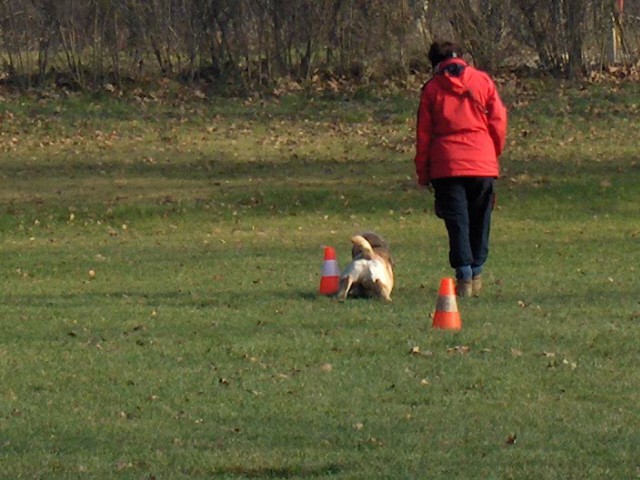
[115,460,131,471]
[319,363,333,372]
[409,346,432,357]
[447,345,470,355]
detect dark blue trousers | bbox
[431,177,495,281]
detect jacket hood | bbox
[434,58,469,95]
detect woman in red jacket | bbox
[414,41,507,297]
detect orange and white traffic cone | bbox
[319,246,340,295]
[432,278,462,330]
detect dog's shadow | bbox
[295,290,382,302]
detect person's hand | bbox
[418,182,434,193]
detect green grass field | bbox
[1,79,639,479]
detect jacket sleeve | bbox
[414,88,432,185]
[486,82,507,157]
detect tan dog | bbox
[337,231,395,302]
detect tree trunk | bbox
[565,0,584,78]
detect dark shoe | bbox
[456,279,472,298]
[472,275,482,296]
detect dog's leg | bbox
[374,279,392,303]
[337,260,366,302]
[337,276,354,302]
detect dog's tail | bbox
[351,235,374,260]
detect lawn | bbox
[0,78,639,479]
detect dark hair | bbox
[428,41,463,68]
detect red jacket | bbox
[414,58,507,185]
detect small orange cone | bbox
[432,278,462,330]
[319,246,340,295]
